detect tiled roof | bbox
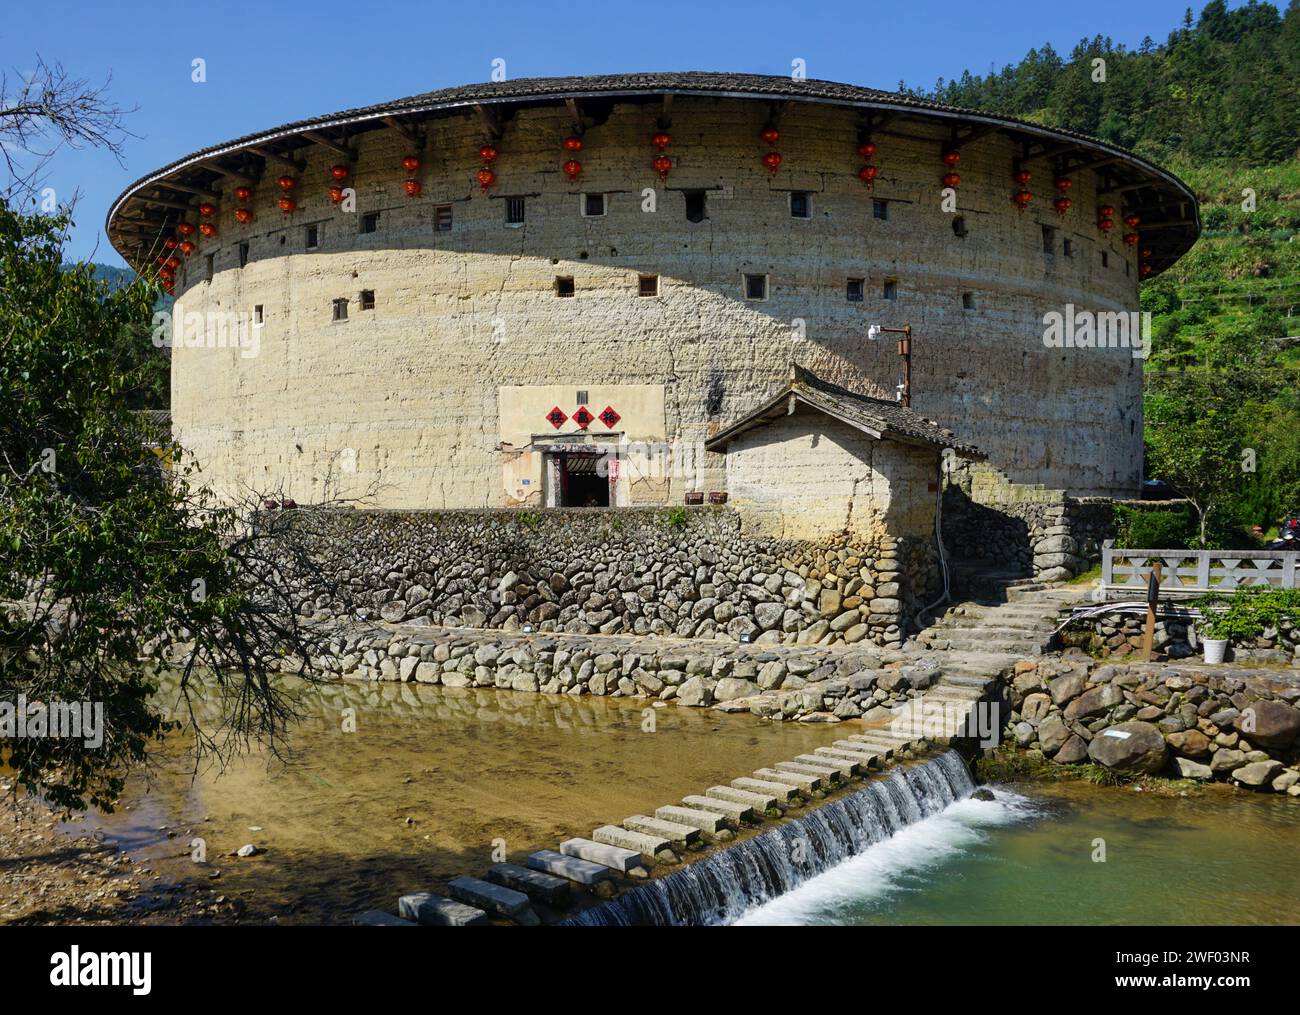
[706,365,985,459]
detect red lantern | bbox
[165,256,180,270]
[653,154,672,180]
[328,185,345,204]
[760,127,780,146]
[176,222,195,236]
[1054,196,1072,216]
[942,172,960,189]
[1098,205,1115,219]
[326,165,347,182]
[562,159,582,182]
[477,167,496,192]
[478,143,498,163]
[278,196,297,214]
[858,140,877,160]
[1124,213,1141,228]
[198,202,216,217]
[233,185,253,202]
[179,240,196,255]
[858,165,878,186]
[277,175,296,191]
[1123,232,1139,247]
[1098,217,1114,233]
[1055,177,1072,193]
[1140,264,1154,277]
[1140,247,1153,259]
[162,280,175,295]
[652,131,671,150]
[198,222,217,237]
[942,150,961,168]
[1013,190,1033,211]
[234,207,253,224]
[158,266,174,280]
[1013,169,1032,186]
[562,135,583,152]
[402,155,420,172]
[762,151,782,175]
[402,178,422,197]
[164,237,178,250]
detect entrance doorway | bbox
[548,450,610,507]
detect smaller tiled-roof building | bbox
[706,366,984,543]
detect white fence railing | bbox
[1101,542,1299,595]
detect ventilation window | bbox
[434,204,453,232]
[583,193,606,217]
[1063,238,1074,258]
[638,274,658,297]
[883,279,898,301]
[576,389,589,405]
[239,241,249,268]
[962,292,975,310]
[360,289,375,311]
[361,212,380,234]
[790,191,811,218]
[332,297,349,321]
[1041,224,1056,254]
[872,199,888,220]
[1101,251,1110,268]
[254,304,264,324]
[744,274,768,301]
[306,223,319,249]
[846,278,864,302]
[555,276,575,297]
[506,197,526,225]
[205,254,214,281]
[684,190,707,223]
[952,215,968,238]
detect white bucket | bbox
[1202,638,1228,664]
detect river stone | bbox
[1054,734,1088,764]
[1172,757,1213,781]
[1048,671,1087,706]
[676,675,714,707]
[1166,729,1211,759]
[1231,760,1283,787]
[1086,721,1167,773]
[1022,693,1052,723]
[713,677,758,702]
[1210,748,1246,773]
[1038,715,1070,754]
[1233,700,1300,749]
[1272,770,1299,792]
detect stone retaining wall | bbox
[1004,655,1300,796]
[1075,613,1300,666]
[287,506,939,648]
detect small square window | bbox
[883,279,898,301]
[872,199,889,221]
[239,241,249,268]
[332,297,349,321]
[306,223,319,249]
[1101,251,1110,268]
[790,191,811,218]
[846,278,864,302]
[744,274,768,301]
[434,204,453,232]
[962,292,975,310]
[555,276,575,297]
[253,304,264,324]
[360,289,375,311]
[1042,224,1056,254]
[1063,238,1074,258]
[361,212,380,234]
[583,193,606,217]
[638,274,658,297]
[506,197,526,225]
[952,216,968,238]
[205,254,214,281]
[684,190,707,223]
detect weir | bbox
[561,750,975,926]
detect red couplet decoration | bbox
[1123,232,1139,247]
[198,222,217,237]
[1054,196,1072,216]
[858,164,878,185]
[234,207,253,224]
[198,202,216,217]
[477,167,496,192]
[402,155,421,172]
[760,127,780,146]
[762,151,782,174]
[562,159,582,182]
[176,222,195,236]
[330,164,349,181]
[277,175,296,191]
[858,140,877,160]
[942,150,961,168]
[1013,190,1033,211]
[1014,169,1032,186]
[278,196,297,214]
[233,185,253,202]
[651,131,671,150]
[562,135,583,152]
[479,144,498,163]
[402,178,422,197]
[653,154,672,180]
[942,172,961,189]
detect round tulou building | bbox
[108,72,1198,533]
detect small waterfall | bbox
[562,751,974,927]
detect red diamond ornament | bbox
[545,406,568,429]
[599,406,621,428]
[572,405,594,429]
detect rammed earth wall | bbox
[288,506,940,647]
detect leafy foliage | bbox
[1195,585,1300,640]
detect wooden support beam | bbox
[138,193,195,213]
[382,115,424,148]
[564,97,585,135]
[1099,179,1160,195]
[247,145,307,173]
[656,94,673,129]
[473,103,503,140]
[197,159,258,186]
[155,179,220,199]
[1138,219,1197,231]
[301,129,353,159]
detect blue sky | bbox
[5,0,1206,264]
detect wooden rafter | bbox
[301,129,353,159]
[381,115,424,148]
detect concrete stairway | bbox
[915,580,1082,657]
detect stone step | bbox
[354,909,416,926]
[754,767,821,791]
[559,837,643,874]
[813,746,875,772]
[839,739,894,759]
[706,785,780,811]
[448,876,539,925]
[623,814,701,846]
[527,849,613,885]
[792,754,853,779]
[593,824,673,861]
[776,760,841,782]
[682,794,755,823]
[732,777,801,803]
[656,804,729,834]
[944,638,1042,655]
[398,892,489,926]
[487,863,571,907]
